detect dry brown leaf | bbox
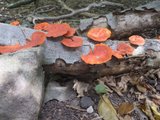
[99,76,116,87]
[128,74,141,85]
[73,80,90,97]
[140,99,156,120]
[136,84,147,93]
[117,75,131,93]
[118,114,132,120]
[150,94,160,106]
[118,102,134,116]
[99,76,123,96]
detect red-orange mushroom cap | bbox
[112,50,123,59]
[129,35,145,45]
[64,27,76,37]
[10,20,20,26]
[87,27,111,42]
[22,31,46,50]
[0,31,46,54]
[81,43,113,64]
[28,31,46,46]
[117,42,134,55]
[0,43,22,53]
[34,22,50,30]
[61,36,83,48]
[45,23,70,38]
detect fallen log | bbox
[43,38,160,80]
[79,1,160,39]
[42,1,160,80]
[0,1,160,80]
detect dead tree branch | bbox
[7,0,35,8]
[57,0,98,18]
[57,0,73,12]
[30,1,123,24]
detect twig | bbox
[57,0,73,12]
[7,0,34,8]
[33,5,57,14]
[57,0,98,17]
[30,1,123,24]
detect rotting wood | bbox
[43,39,160,80]
[79,11,160,39]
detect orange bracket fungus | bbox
[117,42,134,55]
[129,35,145,45]
[81,43,113,64]
[112,50,123,59]
[34,22,50,30]
[45,23,70,38]
[87,27,111,42]
[0,43,22,53]
[61,36,83,48]
[0,31,46,54]
[27,31,46,47]
[64,27,76,37]
[10,20,20,26]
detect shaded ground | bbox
[39,100,101,120]
[0,0,154,24]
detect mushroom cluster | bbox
[1,21,146,65]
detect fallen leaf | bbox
[61,36,83,48]
[87,27,111,42]
[73,80,90,97]
[98,76,123,96]
[129,35,145,45]
[118,102,134,116]
[150,94,160,106]
[136,84,147,93]
[117,75,131,93]
[118,115,132,120]
[81,43,113,64]
[150,100,160,120]
[140,99,156,120]
[95,83,112,94]
[98,95,118,120]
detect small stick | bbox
[7,0,34,8]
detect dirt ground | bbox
[0,0,154,24]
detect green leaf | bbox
[95,83,107,94]
[98,95,118,120]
